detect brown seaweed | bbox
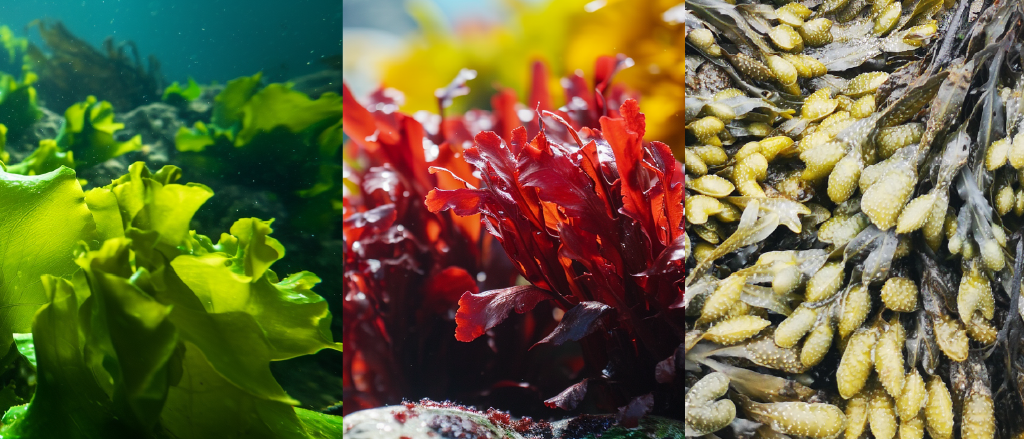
[24,20,163,111]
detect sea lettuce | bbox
[212,72,262,133]
[0,162,343,439]
[176,72,342,153]
[174,73,343,233]
[2,139,73,176]
[0,166,96,349]
[0,123,8,164]
[0,25,27,72]
[1,94,139,177]
[0,72,41,140]
[55,95,143,168]
[162,77,202,105]
[234,83,342,147]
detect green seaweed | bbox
[162,77,202,105]
[0,72,42,141]
[0,26,27,68]
[55,95,142,169]
[174,73,343,233]
[0,123,8,164]
[12,334,34,367]
[0,25,30,82]
[4,139,74,176]
[0,94,138,178]
[0,162,344,438]
[0,166,97,349]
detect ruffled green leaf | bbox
[172,218,339,360]
[0,275,135,439]
[229,217,285,280]
[105,162,214,247]
[163,342,340,439]
[174,73,342,232]
[0,166,95,347]
[0,73,41,139]
[175,120,216,152]
[294,408,345,438]
[4,139,73,176]
[76,239,180,429]
[56,96,143,168]
[167,305,297,405]
[12,333,34,367]
[162,77,202,103]
[235,85,342,146]
[0,162,343,438]
[213,72,263,130]
[84,186,125,242]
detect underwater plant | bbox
[341,66,560,417]
[0,161,344,438]
[0,25,28,76]
[0,72,42,141]
[343,54,684,427]
[0,95,141,177]
[684,0,1024,435]
[341,114,528,417]
[0,70,43,154]
[425,97,685,424]
[175,72,343,235]
[162,77,203,108]
[1,139,71,176]
[25,20,163,111]
[55,95,143,168]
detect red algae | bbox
[393,401,421,424]
[412,399,558,439]
[484,408,552,436]
[484,408,511,426]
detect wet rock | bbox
[117,102,182,147]
[6,107,62,161]
[69,102,180,187]
[187,182,286,236]
[182,84,221,123]
[342,401,684,439]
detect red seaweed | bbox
[343,56,683,421]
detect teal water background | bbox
[0,0,341,83]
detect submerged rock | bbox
[342,400,683,439]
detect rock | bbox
[186,182,286,236]
[73,102,181,187]
[6,106,62,162]
[342,401,684,439]
[183,84,222,122]
[117,102,182,145]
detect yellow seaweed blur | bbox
[379,0,687,156]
